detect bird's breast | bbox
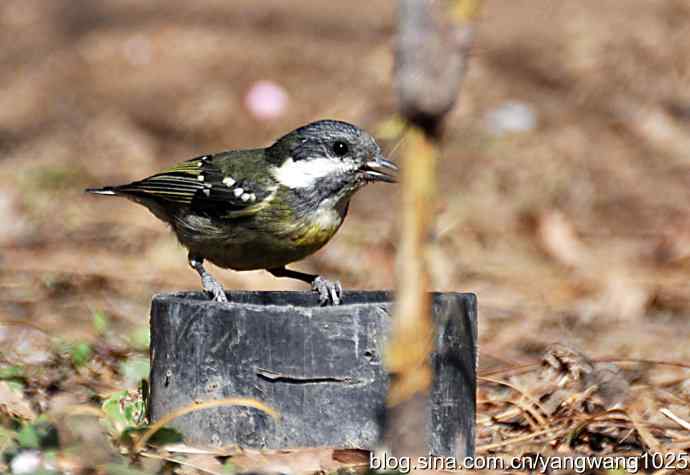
[290,198,348,249]
[174,191,351,271]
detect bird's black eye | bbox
[332,140,349,157]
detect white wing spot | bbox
[241,193,251,202]
[197,174,205,182]
[222,176,236,187]
[202,188,211,197]
[233,188,244,197]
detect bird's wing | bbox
[114,152,275,219]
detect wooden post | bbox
[148,291,476,455]
[386,0,482,461]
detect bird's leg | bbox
[188,253,228,303]
[268,267,343,305]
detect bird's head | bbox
[267,120,397,196]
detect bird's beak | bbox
[361,153,399,183]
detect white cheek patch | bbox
[272,157,355,189]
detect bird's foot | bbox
[312,276,343,305]
[189,254,228,303]
[202,273,228,303]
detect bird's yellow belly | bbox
[290,204,344,248]
[182,205,345,271]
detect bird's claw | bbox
[202,274,228,303]
[312,276,343,305]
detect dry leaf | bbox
[536,209,584,268]
[332,448,370,465]
[231,448,344,475]
[0,381,35,420]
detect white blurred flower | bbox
[245,80,288,120]
[485,100,537,135]
[11,450,42,474]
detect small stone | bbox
[0,192,31,246]
[484,100,537,136]
[10,450,42,474]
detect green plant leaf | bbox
[17,420,60,450]
[102,390,145,436]
[120,357,150,388]
[70,342,92,368]
[93,310,109,335]
[0,366,26,390]
[223,459,237,474]
[17,424,40,449]
[147,426,183,446]
[0,365,24,381]
[128,326,150,351]
[0,426,17,452]
[121,426,183,447]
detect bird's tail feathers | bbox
[85,186,118,196]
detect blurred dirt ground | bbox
[2,0,690,473]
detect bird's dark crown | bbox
[267,119,376,166]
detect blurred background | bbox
[3,0,689,363]
[2,0,690,467]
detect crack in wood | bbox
[255,367,356,385]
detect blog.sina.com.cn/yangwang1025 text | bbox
[369,451,688,473]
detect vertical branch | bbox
[386,128,436,407]
[385,0,482,459]
[394,0,479,137]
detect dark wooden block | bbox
[149,291,477,456]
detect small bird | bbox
[86,120,397,305]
